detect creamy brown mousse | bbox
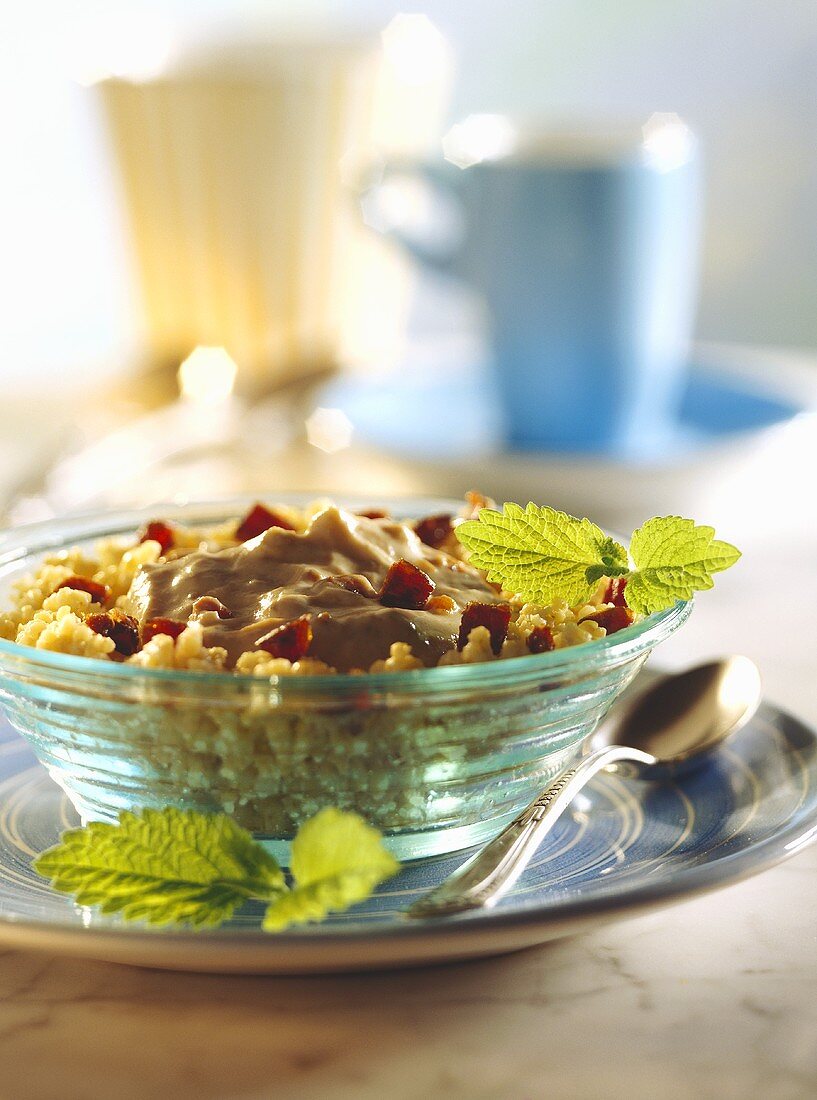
[121,507,502,671]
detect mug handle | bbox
[358,160,466,275]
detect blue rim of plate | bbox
[0,687,815,970]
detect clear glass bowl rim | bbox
[0,494,692,699]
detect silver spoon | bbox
[407,656,762,920]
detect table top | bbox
[3,856,814,1100]
[1,350,816,1099]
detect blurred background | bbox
[1,0,816,542]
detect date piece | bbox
[527,625,555,653]
[235,504,295,542]
[256,616,313,661]
[56,576,110,605]
[457,601,511,654]
[86,609,141,657]
[414,514,453,549]
[378,560,435,610]
[142,617,188,644]
[139,520,175,556]
[581,606,635,635]
[603,577,629,607]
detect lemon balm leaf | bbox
[455,502,740,617]
[290,807,399,890]
[34,807,286,929]
[262,878,378,932]
[626,516,742,614]
[34,807,398,933]
[263,808,399,932]
[455,503,629,606]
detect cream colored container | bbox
[98,26,450,389]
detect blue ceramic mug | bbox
[363,115,702,454]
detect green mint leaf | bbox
[34,807,286,928]
[35,806,399,933]
[626,516,742,614]
[263,808,399,932]
[455,503,629,606]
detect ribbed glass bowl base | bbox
[1,659,647,861]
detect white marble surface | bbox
[1,369,816,1098]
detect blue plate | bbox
[321,363,802,462]
[0,689,815,974]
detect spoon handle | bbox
[406,744,656,920]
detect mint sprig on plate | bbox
[455,505,740,614]
[35,806,399,932]
[263,807,400,932]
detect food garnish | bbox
[378,559,435,609]
[86,609,141,656]
[580,606,635,635]
[262,808,399,932]
[526,624,555,653]
[257,615,313,661]
[414,513,454,549]
[235,503,294,542]
[456,505,741,615]
[603,577,628,607]
[139,520,175,555]
[457,601,511,654]
[34,806,398,932]
[56,576,110,605]
[142,617,187,644]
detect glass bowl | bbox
[0,496,691,860]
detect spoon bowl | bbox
[592,655,763,775]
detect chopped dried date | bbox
[356,509,390,520]
[139,520,175,555]
[378,559,435,609]
[330,574,376,598]
[235,503,294,542]
[56,575,110,605]
[527,625,555,653]
[414,513,453,549]
[142,617,188,644]
[86,609,141,656]
[603,577,629,607]
[256,615,313,661]
[581,606,635,635]
[457,601,511,654]
[192,596,234,619]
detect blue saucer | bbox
[322,362,802,463]
[0,684,815,973]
